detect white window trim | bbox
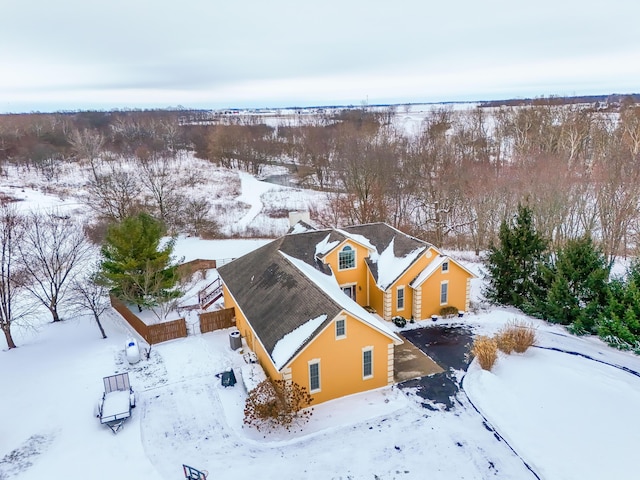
[308,359,321,393]
[362,346,374,380]
[440,280,449,305]
[396,285,405,311]
[335,317,347,340]
[338,245,357,271]
[442,260,449,273]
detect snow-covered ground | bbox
[2,161,640,479]
[4,282,640,479]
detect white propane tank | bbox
[126,339,141,364]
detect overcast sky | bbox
[2,0,639,113]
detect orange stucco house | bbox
[217,222,475,405]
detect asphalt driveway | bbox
[398,324,473,409]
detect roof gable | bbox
[341,223,431,291]
[411,254,477,288]
[281,252,400,344]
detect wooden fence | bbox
[110,296,188,345]
[199,308,235,334]
[177,259,218,277]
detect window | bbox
[440,281,449,305]
[309,360,321,393]
[335,318,346,339]
[338,245,355,270]
[397,286,405,310]
[442,261,449,273]
[362,347,373,379]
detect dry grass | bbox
[495,329,516,354]
[497,321,537,354]
[471,335,498,371]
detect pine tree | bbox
[543,236,609,333]
[598,261,640,350]
[100,213,180,312]
[483,204,548,309]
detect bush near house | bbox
[244,379,313,433]
[392,316,407,327]
[483,204,549,311]
[439,306,459,318]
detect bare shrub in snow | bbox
[495,320,537,356]
[244,379,313,433]
[495,328,516,354]
[471,335,498,371]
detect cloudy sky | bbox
[2,0,639,113]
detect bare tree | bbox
[0,205,34,349]
[295,124,336,189]
[135,151,181,226]
[68,128,104,168]
[180,197,218,237]
[85,161,142,221]
[134,260,185,324]
[19,211,93,323]
[71,269,109,339]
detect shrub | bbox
[244,379,313,432]
[496,320,536,354]
[471,335,498,371]
[439,306,459,318]
[509,320,537,353]
[392,316,407,327]
[495,328,516,354]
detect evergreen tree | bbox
[483,204,548,309]
[543,236,609,333]
[598,261,640,350]
[100,213,180,312]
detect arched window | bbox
[338,245,355,270]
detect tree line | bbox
[3,99,638,261]
[2,98,640,350]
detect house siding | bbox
[288,312,394,405]
[387,251,434,320]
[368,269,384,313]
[324,240,371,308]
[221,284,283,381]
[417,261,471,319]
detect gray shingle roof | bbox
[217,236,342,367]
[341,223,429,257]
[341,223,431,287]
[217,222,423,368]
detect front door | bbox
[342,285,356,301]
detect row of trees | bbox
[0,205,181,350]
[196,101,640,262]
[2,99,640,260]
[484,205,640,351]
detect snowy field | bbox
[2,163,640,479]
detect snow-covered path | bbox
[230,172,278,233]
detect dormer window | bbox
[338,245,355,270]
[442,261,449,273]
